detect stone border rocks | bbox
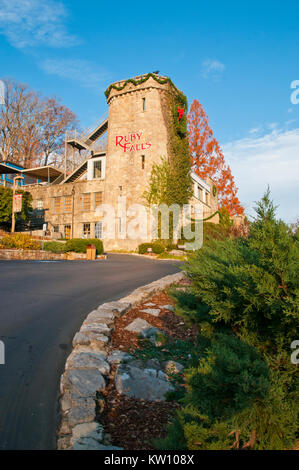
[57,271,184,450]
[0,249,107,261]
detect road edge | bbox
[57,270,185,450]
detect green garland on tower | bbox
[105,73,185,99]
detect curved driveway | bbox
[0,254,180,450]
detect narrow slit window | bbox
[142,97,146,111]
[141,155,145,169]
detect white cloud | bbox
[0,0,80,48]
[40,58,109,93]
[249,127,261,134]
[267,122,278,130]
[222,128,299,223]
[201,59,225,80]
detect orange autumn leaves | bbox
[188,99,244,216]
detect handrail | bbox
[66,110,108,148]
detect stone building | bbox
[13,74,219,250]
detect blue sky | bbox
[0,0,298,222]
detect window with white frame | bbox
[93,160,102,179]
[95,221,102,239]
[87,157,106,180]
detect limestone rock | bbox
[160,304,175,312]
[62,369,106,398]
[71,345,108,357]
[140,308,161,317]
[99,301,131,316]
[107,350,132,365]
[66,351,110,375]
[85,309,115,326]
[80,323,111,336]
[125,318,153,334]
[70,421,104,450]
[72,331,109,349]
[67,398,96,427]
[115,361,173,401]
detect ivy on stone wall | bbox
[144,89,192,207]
[166,91,193,206]
[144,84,193,242]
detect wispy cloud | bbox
[249,127,261,134]
[201,59,225,81]
[0,0,80,48]
[40,58,109,93]
[222,127,299,223]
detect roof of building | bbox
[21,166,63,183]
[0,162,23,175]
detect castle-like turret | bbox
[104,73,183,208]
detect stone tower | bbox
[104,74,181,210]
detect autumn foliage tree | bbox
[188,99,243,216]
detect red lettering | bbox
[116,135,123,147]
[116,133,151,152]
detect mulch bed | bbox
[101,281,196,450]
[101,370,180,450]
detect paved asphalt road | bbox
[0,254,180,450]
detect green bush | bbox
[43,241,67,253]
[181,192,298,353]
[0,187,33,229]
[157,189,298,450]
[157,332,297,450]
[0,233,41,250]
[65,238,104,254]
[151,241,165,254]
[138,243,153,254]
[138,242,165,254]
[166,243,178,251]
